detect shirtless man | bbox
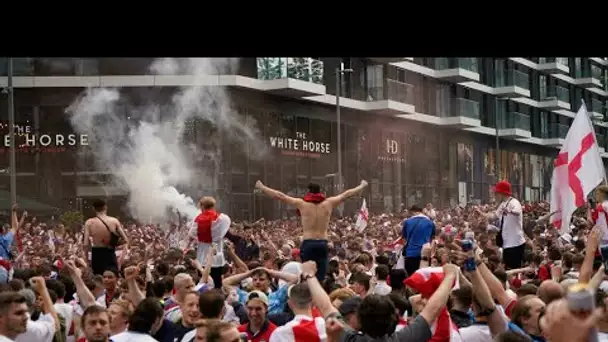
[255,180,368,281]
[83,199,130,275]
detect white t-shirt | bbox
[111,331,159,342]
[496,197,525,248]
[181,330,195,342]
[459,307,509,342]
[599,331,608,341]
[54,303,73,341]
[15,314,56,342]
[459,324,491,342]
[0,336,15,342]
[596,201,608,244]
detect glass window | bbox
[366,64,384,101]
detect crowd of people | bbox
[0,178,605,342]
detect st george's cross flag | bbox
[405,267,462,342]
[550,102,606,234]
[355,199,369,232]
[188,208,231,267]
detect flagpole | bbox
[583,99,608,184]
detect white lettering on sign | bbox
[386,140,398,155]
[3,134,89,147]
[269,131,331,154]
[1,123,89,148]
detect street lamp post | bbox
[495,98,507,180]
[335,65,353,217]
[7,58,16,205]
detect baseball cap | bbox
[246,290,269,306]
[339,296,362,316]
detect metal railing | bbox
[452,98,480,119]
[256,57,324,84]
[498,111,531,130]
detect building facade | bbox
[0,57,606,219]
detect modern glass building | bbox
[0,57,606,219]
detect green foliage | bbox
[60,211,84,228]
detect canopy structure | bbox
[0,190,61,214]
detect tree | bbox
[60,211,84,232]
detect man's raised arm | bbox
[325,180,368,208]
[255,180,302,206]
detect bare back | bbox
[85,215,121,247]
[296,201,334,240]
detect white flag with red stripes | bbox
[550,103,606,233]
[355,199,369,232]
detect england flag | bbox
[355,199,369,232]
[188,209,231,267]
[405,267,462,342]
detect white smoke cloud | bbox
[66,58,265,222]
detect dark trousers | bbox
[503,243,526,270]
[300,239,329,281]
[210,267,223,289]
[91,247,118,275]
[404,256,421,278]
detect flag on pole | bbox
[550,102,606,233]
[355,199,368,232]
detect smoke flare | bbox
[66,58,264,222]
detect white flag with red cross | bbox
[355,199,368,232]
[550,103,606,233]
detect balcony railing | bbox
[549,123,569,139]
[386,79,414,104]
[556,57,569,66]
[451,98,480,119]
[538,57,569,66]
[579,64,603,79]
[498,111,531,131]
[0,58,104,77]
[592,99,605,114]
[543,85,570,103]
[597,133,605,147]
[434,58,478,73]
[256,57,324,84]
[363,79,414,105]
[496,70,529,89]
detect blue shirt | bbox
[0,231,14,259]
[237,285,289,315]
[402,215,435,258]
